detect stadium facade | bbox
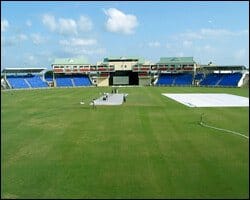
[1,56,249,89]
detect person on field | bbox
[92,99,96,109]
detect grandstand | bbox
[1,57,248,90]
[218,73,242,86]
[155,57,195,86]
[157,74,176,85]
[55,74,92,87]
[199,73,242,87]
[198,65,247,87]
[51,58,93,87]
[156,73,193,86]
[73,75,92,87]
[1,68,48,89]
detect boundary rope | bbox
[199,113,249,140]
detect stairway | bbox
[24,79,32,88]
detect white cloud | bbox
[177,52,184,57]
[2,34,28,47]
[234,49,247,60]
[200,28,233,37]
[2,37,16,46]
[178,28,249,41]
[17,34,28,41]
[148,41,160,47]
[62,46,106,56]
[178,31,204,40]
[1,19,9,32]
[182,40,192,48]
[203,45,213,51]
[104,8,138,34]
[28,55,35,61]
[59,37,105,56]
[59,38,97,46]
[58,18,78,35]
[77,15,93,32]
[21,51,55,67]
[239,30,249,35]
[72,48,106,56]
[42,14,56,32]
[26,54,39,66]
[194,45,216,55]
[166,43,172,49]
[42,14,93,35]
[201,28,248,37]
[26,20,32,27]
[30,33,44,45]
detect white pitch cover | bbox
[162,93,249,107]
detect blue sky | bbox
[1,1,249,69]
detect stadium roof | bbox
[52,58,89,65]
[1,67,47,73]
[103,56,145,64]
[157,57,195,64]
[200,65,246,70]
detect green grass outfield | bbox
[1,86,249,198]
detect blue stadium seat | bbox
[25,75,48,88]
[45,77,53,82]
[218,73,242,86]
[55,75,92,87]
[55,76,73,87]
[200,73,242,87]
[7,75,48,89]
[156,73,192,86]
[73,75,92,86]
[7,76,30,89]
[174,74,193,85]
[194,73,204,80]
[200,73,223,86]
[156,74,175,85]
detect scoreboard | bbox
[113,76,129,85]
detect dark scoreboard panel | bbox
[113,76,129,85]
[109,71,139,85]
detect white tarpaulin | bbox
[162,93,249,107]
[90,93,128,106]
